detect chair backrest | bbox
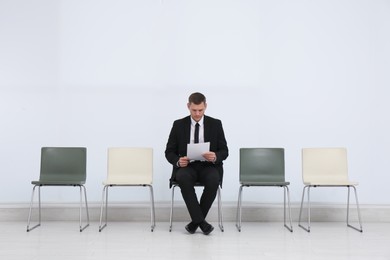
[239,148,285,183]
[302,148,349,184]
[107,147,153,185]
[40,147,87,183]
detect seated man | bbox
[165,92,229,235]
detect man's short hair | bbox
[188,92,206,105]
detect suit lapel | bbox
[203,116,210,142]
[184,116,191,144]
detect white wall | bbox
[1,0,389,205]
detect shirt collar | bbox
[191,116,204,126]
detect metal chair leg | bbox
[169,185,176,232]
[27,185,41,232]
[298,185,311,232]
[99,186,108,232]
[284,186,293,232]
[79,185,90,232]
[347,186,363,232]
[235,185,244,232]
[148,185,156,232]
[217,186,224,232]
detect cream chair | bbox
[298,148,363,232]
[99,147,155,232]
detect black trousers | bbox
[175,161,220,224]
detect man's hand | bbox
[178,156,190,167]
[203,152,216,163]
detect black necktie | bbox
[194,123,200,143]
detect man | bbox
[165,92,229,235]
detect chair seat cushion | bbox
[241,181,290,186]
[304,181,358,186]
[102,181,151,186]
[32,180,85,185]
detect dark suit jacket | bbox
[165,115,229,184]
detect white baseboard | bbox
[1,202,390,222]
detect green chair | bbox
[27,147,89,232]
[236,148,293,232]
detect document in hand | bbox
[187,142,210,161]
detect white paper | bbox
[187,142,210,161]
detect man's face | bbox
[188,102,207,122]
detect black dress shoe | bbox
[199,221,214,235]
[185,222,199,234]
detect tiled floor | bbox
[0,221,389,260]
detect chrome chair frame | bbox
[27,184,90,232]
[236,184,293,232]
[298,184,363,232]
[169,182,224,232]
[99,184,156,232]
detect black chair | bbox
[169,180,224,232]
